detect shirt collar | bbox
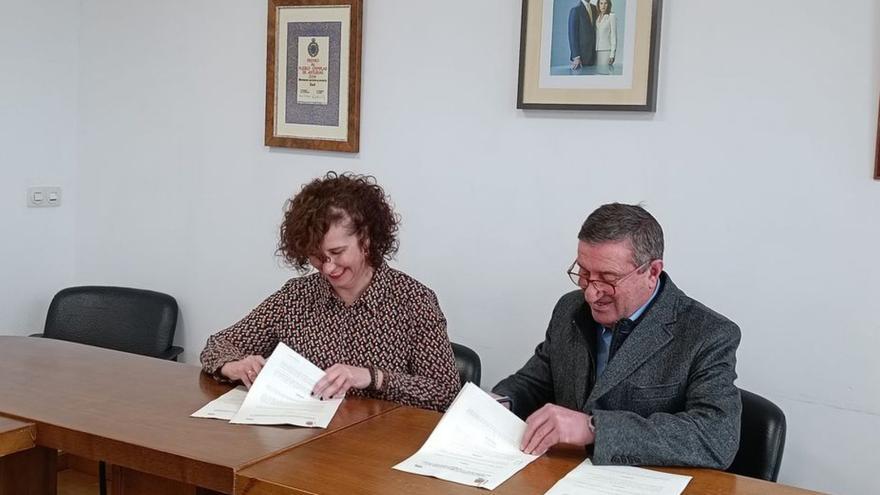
[358,262,388,313]
[599,276,662,332]
[629,280,661,322]
[316,262,388,313]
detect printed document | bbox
[393,382,540,490]
[191,342,342,428]
[191,386,247,420]
[230,342,342,427]
[545,459,692,495]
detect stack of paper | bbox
[545,459,692,495]
[191,342,343,428]
[393,382,540,490]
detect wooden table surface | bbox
[0,336,399,493]
[0,416,35,458]
[235,406,824,495]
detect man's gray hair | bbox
[578,203,664,266]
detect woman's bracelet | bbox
[368,366,378,390]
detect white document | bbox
[393,382,540,490]
[191,386,248,420]
[225,342,342,428]
[545,459,692,495]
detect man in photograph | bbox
[568,0,599,69]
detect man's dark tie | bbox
[608,318,635,362]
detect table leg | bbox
[0,445,57,495]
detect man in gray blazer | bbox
[493,203,741,468]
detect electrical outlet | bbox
[27,186,62,208]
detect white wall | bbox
[0,0,79,335]
[8,0,877,492]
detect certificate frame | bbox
[517,0,663,111]
[265,0,362,152]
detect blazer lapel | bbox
[571,305,597,411]
[587,274,679,403]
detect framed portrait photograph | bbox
[517,0,663,111]
[265,0,362,152]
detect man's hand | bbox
[311,364,372,400]
[220,355,267,388]
[521,404,595,455]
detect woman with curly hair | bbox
[200,172,460,411]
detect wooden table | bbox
[235,407,824,495]
[0,336,399,495]
[0,416,35,458]
[0,415,51,495]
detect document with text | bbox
[393,382,540,490]
[190,342,342,428]
[191,386,248,420]
[229,342,342,428]
[545,459,692,495]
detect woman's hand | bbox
[312,364,372,400]
[220,355,267,388]
[608,55,615,65]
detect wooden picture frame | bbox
[517,0,663,111]
[875,97,880,179]
[265,0,362,152]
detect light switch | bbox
[27,186,62,208]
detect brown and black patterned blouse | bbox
[200,263,460,411]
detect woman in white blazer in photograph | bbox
[595,0,617,68]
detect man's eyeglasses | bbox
[567,260,651,295]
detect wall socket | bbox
[27,186,62,208]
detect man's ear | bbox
[649,259,664,280]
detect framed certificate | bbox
[265,0,363,152]
[517,0,663,111]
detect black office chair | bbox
[34,285,182,361]
[451,342,481,387]
[727,388,787,482]
[33,286,182,495]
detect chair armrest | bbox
[158,346,185,362]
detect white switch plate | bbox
[27,186,62,208]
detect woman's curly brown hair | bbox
[278,172,400,273]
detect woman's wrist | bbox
[219,361,233,379]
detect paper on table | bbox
[229,342,343,428]
[545,459,692,495]
[393,382,540,490]
[190,386,248,420]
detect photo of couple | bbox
[549,0,626,76]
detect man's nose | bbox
[584,283,608,302]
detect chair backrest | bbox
[451,342,481,387]
[727,388,786,482]
[43,286,180,359]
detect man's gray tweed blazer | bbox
[493,273,742,468]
